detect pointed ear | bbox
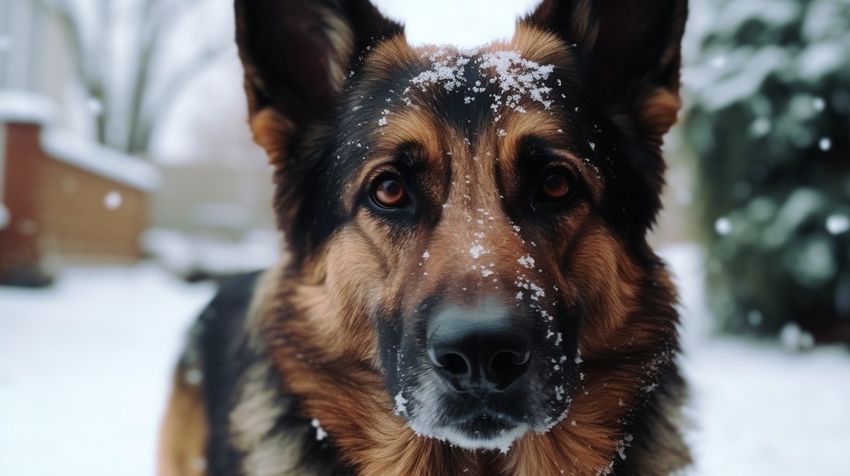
[525,0,688,144]
[235,0,403,163]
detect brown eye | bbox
[541,170,572,201]
[371,174,409,208]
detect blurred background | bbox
[0,0,848,474]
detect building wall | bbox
[0,119,150,284]
[0,119,7,224]
[38,158,147,263]
[0,122,44,278]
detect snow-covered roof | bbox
[42,130,162,192]
[0,91,56,125]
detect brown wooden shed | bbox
[0,92,160,286]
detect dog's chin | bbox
[408,416,531,453]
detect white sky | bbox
[374,0,540,47]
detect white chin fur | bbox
[409,420,530,453]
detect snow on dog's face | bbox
[237,0,686,454]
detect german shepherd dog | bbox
[158,0,691,474]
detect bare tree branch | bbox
[128,41,231,154]
[38,0,222,155]
[38,0,88,86]
[38,0,113,144]
[126,0,213,152]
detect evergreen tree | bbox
[683,0,850,342]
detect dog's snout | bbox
[426,301,531,393]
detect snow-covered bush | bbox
[683,0,850,341]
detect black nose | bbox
[426,301,531,393]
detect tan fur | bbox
[320,8,356,94]
[500,226,678,475]
[250,109,296,165]
[497,111,605,202]
[229,362,308,476]
[509,23,577,67]
[362,35,419,80]
[245,263,287,345]
[640,88,683,147]
[157,369,208,476]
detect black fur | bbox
[188,273,354,475]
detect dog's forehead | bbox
[404,46,558,113]
[328,28,611,211]
[345,30,580,151]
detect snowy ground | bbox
[1,245,849,475]
[668,246,850,475]
[0,267,214,475]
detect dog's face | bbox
[338,43,592,449]
[236,0,686,452]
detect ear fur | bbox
[235,0,403,163]
[525,0,688,143]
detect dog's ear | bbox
[235,0,402,163]
[525,0,687,144]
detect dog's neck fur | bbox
[239,258,690,476]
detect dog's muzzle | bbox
[386,296,575,451]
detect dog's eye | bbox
[371,173,409,209]
[539,169,573,202]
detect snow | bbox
[825,214,850,235]
[85,97,104,117]
[0,91,57,125]
[797,40,847,80]
[0,246,848,474]
[665,244,850,475]
[405,49,555,122]
[103,190,123,210]
[0,204,9,230]
[42,130,162,192]
[685,47,790,111]
[469,244,486,259]
[713,217,732,236]
[683,339,850,475]
[394,391,409,416]
[310,418,328,441]
[142,228,280,278]
[0,265,214,476]
[518,255,535,269]
[477,50,555,111]
[778,322,815,351]
[750,117,771,137]
[410,50,471,92]
[515,276,545,301]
